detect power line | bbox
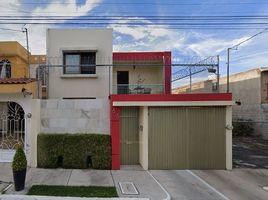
[5,1,268,6]
[1,20,268,25]
[226,27,268,92]
[2,17,268,21]
[230,28,268,49]
[0,27,22,32]
[3,15,268,18]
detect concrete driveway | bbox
[194,169,268,200]
[150,170,228,200]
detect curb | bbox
[0,195,149,200]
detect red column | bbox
[164,52,171,94]
[110,105,120,170]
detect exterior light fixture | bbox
[21,88,32,97]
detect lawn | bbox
[27,185,118,198]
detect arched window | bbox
[0,59,11,78]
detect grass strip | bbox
[27,185,118,198]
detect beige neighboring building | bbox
[173,68,268,138]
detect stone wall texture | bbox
[40,99,109,134]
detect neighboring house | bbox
[0,29,233,171]
[173,68,268,139]
[0,41,41,163]
[41,28,112,134]
[0,41,38,98]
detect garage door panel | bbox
[149,107,188,169]
[188,107,226,169]
[148,106,226,169]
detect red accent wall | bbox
[110,104,121,170]
[163,52,171,94]
[110,93,232,170]
[110,93,232,102]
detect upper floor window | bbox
[0,59,11,78]
[63,52,96,74]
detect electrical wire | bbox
[0,27,22,32]
[230,28,268,49]
[5,1,268,6]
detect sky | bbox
[1,0,268,85]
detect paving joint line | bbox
[186,170,230,200]
[147,170,171,200]
[66,169,73,186]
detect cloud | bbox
[32,0,102,17]
[111,19,186,52]
[0,0,103,54]
[187,36,250,57]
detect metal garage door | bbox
[148,107,226,169]
[120,107,139,165]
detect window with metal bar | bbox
[63,52,96,74]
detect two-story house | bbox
[0,41,43,163]
[0,29,233,170]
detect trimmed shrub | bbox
[37,134,111,169]
[233,119,254,137]
[12,145,27,171]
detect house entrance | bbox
[0,102,25,162]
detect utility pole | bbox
[189,66,192,93]
[22,27,30,78]
[226,28,268,93]
[227,48,231,93]
[217,55,220,93]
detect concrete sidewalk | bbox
[112,170,167,200]
[3,168,114,195]
[0,164,165,199]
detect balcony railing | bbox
[113,84,164,94]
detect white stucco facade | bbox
[43,29,113,135]
[46,28,113,99]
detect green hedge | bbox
[37,134,111,169]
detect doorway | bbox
[120,107,139,165]
[117,71,129,94]
[0,102,25,162]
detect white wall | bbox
[46,28,113,99]
[139,106,148,170]
[40,99,110,134]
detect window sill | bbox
[60,74,98,78]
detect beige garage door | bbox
[120,107,139,165]
[148,107,226,169]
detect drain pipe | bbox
[146,171,171,200]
